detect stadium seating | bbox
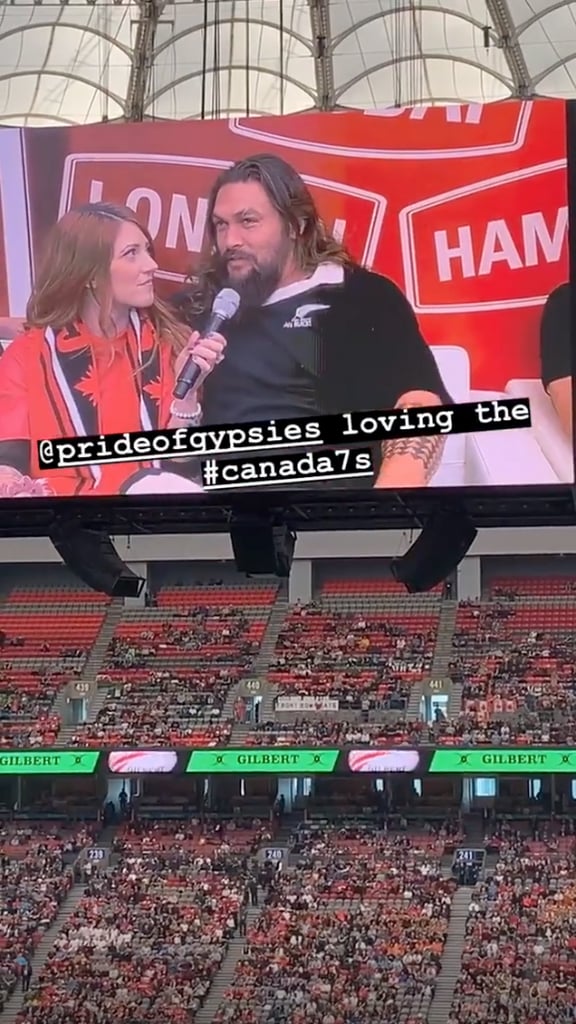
[450,586,576,745]
[490,576,576,597]
[157,585,278,608]
[5,570,576,752]
[3,565,576,1024]
[0,822,98,1012]
[0,586,109,748]
[14,820,266,1024]
[0,806,468,1024]
[114,818,269,855]
[321,579,443,596]
[450,828,576,1023]
[69,584,276,748]
[215,823,456,1024]
[243,719,430,746]
[71,668,237,747]
[4,812,575,1024]
[269,584,441,713]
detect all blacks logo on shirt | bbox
[283,303,330,329]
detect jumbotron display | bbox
[0,99,572,500]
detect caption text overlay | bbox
[37,398,532,487]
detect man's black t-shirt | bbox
[202,277,328,424]
[171,263,451,426]
[541,282,570,389]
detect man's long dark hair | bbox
[180,153,352,320]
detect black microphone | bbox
[173,287,240,400]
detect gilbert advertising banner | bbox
[0,100,573,501]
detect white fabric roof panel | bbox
[0,0,575,126]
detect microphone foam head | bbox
[213,287,241,320]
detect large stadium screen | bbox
[0,99,572,500]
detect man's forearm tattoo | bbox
[381,433,445,481]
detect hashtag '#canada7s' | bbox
[200,448,374,489]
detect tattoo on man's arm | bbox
[381,433,445,480]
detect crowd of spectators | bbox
[450,831,576,1024]
[437,714,576,747]
[244,720,424,747]
[449,596,576,745]
[241,716,574,748]
[215,824,455,1024]
[6,570,576,1024]
[269,605,437,711]
[113,817,272,856]
[10,811,576,1024]
[484,817,576,851]
[0,814,468,1024]
[15,823,262,1024]
[0,823,97,1012]
[107,607,266,671]
[7,574,576,751]
[0,667,77,749]
[62,599,273,748]
[70,669,236,748]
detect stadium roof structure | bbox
[0,0,575,127]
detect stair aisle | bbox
[463,813,485,846]
[426,888,472,1024]
[406,681,424,720]
[194,899,262,1024]
[430,600,458,677]
[446,680,463,719]
[1,884,85,1024]
[77,597,125,682]
[407,599,458,723]
[250,595,290,677]
[226,594,290,741]
[56,597,125,743]
[253,595,290,721]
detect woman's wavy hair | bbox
[183,153,353,319]
[26,202,189,358]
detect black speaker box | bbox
[391,508,477,593]
[51,526,144,597]
[231,519,295,577]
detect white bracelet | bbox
[170,401,202,425]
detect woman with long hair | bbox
[0,202,225,497]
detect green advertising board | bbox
[0,751,100,775]
[186,748,339,774]
[3,747,575,777]
[429,749,576,774]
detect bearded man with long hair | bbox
[170,153,451,489]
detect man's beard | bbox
[216,242,291,308]
[223,261,282,308]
